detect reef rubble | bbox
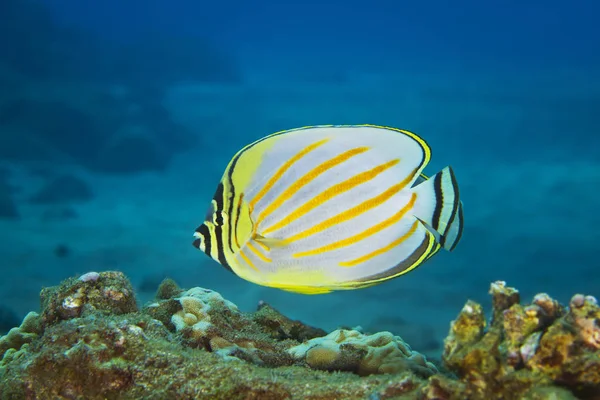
[1,272,599,399]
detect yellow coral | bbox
[306,347,340,369]
[182,313,198,326]
[210,336,234,350]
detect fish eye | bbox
[213,211,227,226]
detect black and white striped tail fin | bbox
[411,166,463,251]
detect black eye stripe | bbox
[193,224,212,257]
[209,182,231,271]
[212,183,225,215]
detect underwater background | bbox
[0,0,599,359]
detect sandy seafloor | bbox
[1,67,599,357]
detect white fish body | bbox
[193,125,463,294]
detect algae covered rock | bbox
[0,311,42,367]
[253,300,327,342]
[40,270,137,325]
[145,286,310,368]
[443,280,600,400]
[2,271,600,399]
[0,271,442,399]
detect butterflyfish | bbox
[192,125,463,294]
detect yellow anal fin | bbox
[262,268,334,294]
[279,286,333,295]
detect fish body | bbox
[193,125,463,294]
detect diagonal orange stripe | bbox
[257,146,370,225]
[339,220,420,267]
[294,192,417,258]
[255,239,270,253]
[263,158,399,235]
[239,250,259,271]
[249,138,329,211]
[247,241,271,263]
[283,167,418,244]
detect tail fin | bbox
[411,166,463,251]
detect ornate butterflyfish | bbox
[192,125,463,294]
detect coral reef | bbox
[288,329,437,377]
[39,271,137,326]
[1,274,599,399]
[443,281,600,399]
[0,311,42,367]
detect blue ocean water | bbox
[0,0,599,356]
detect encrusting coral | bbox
[1,273,599,399]
[442,281,600,399]
[288,329,437,377]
